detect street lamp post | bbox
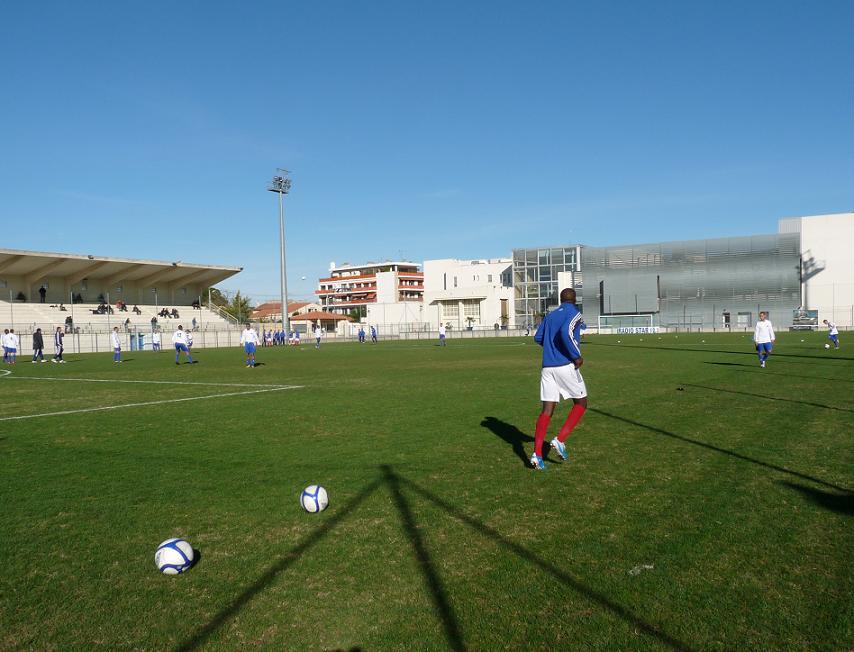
[268,170,292,335]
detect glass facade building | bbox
[512,245,581,325]
[579,234,801,329]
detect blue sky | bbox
[1,1,852,301]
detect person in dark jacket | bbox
[32,328,45,363]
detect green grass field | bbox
[1,332,851,651]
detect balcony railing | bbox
[316,285,377,295]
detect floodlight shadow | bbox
[681,383,854,413]
[777,481,854,516]
[590,408,849,493]
[586,341,853,363]
[391,469,693,652]
[381,465,466,652]
[175,477,384,652]
[704,361,854,384]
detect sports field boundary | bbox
[0,375,302,422]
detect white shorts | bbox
[541,364,587,402]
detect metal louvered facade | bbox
[579,234,801,329]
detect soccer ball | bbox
[824,343,831,349]
[155,538,194,575]
[300,485,329,513]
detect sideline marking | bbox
[0,385,303,422]
[0,374,292,389]
[0,369,10,378]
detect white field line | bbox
[0,374,291,388]
[0,385,303,422]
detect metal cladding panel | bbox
[579,234,801,328]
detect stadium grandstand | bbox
[0,248,243,353]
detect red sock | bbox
[534,413,551,458]
[557,405,586,443]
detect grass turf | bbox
[0,332,851,651]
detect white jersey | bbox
[240,328,260,345]
[172,330,188,345]
[1,333,8,348]
[314,328,322,339]
[827,322,839,336]
[753,320,775,344]
[439,325,446,336]
[152,332,161,344]
[110,331,121,349]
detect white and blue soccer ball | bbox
[155,538,194,575]
[300,485,329,513]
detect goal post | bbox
[597,314,658,334]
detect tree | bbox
[204,287,230,308]
[224,291,253,323]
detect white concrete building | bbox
[423,258,514,330]
[779,211,854,326]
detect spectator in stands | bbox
[132,305,142,315]
[32,328,45,362]
[124,318,131,332]
[59,303,67,311]
[65,315,73,333]
[171,308,180,319]
[191,299,201,309]
[191,317,197,331]
[39,285,47,303]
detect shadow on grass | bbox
[680,383,854,414]
[590,408,850,493]
[778,481,854,516]
[705,361,854,384]
[392,469,693,652]
[480,417,533,466]
[175,478,384,652]
[381,465,466,652]
[586,341,854,362]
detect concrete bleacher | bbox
[0,301,236,334]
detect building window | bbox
[441,302,459,320]
[462,299,480,321]
[454,276,458,288]
[488,274,492,283]
[443,273,447,290]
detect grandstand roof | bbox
[0,248,242,287]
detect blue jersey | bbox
[534,302,583,368]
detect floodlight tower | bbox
[268,170,293,334]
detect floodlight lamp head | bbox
[268,173,292,194]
